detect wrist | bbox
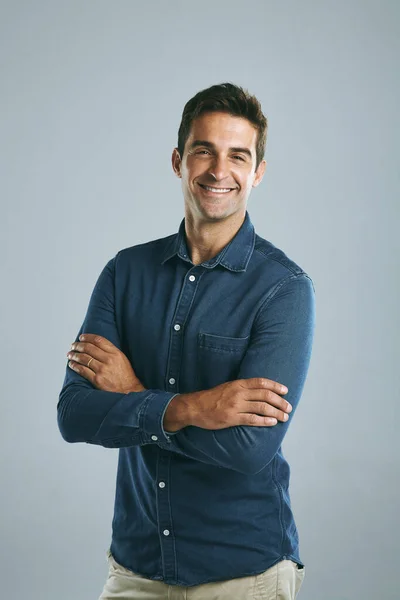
[163,392,195,432]
[125,384,147,393]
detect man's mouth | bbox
[198,183,236,194]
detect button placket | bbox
[156,451,176,581]
[160,268,204,581]
[166,268,204,394]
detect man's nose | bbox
[207,156,230,181]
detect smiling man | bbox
[58,82,315,600]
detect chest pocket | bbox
[196,332,250,390]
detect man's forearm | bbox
[163,392,197,432]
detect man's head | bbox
[172,82,268,223]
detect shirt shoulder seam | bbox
[254,246,304,276]
[255,272,313,323]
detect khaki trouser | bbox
[98,549,306,599]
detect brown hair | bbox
[177,82,267,170]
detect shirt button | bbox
[169,377,175,385]
[163,529,170,536]
[174,324,181,331]
[159,481,166,488]
[151,435,158,441]
[189,275,196,282]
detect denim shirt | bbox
[57,210,316,587]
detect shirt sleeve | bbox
[154,273,316,474]
[57,254,180,448]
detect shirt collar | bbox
[160,210,256,272]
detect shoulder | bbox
[250,234,316,327]
[115,231,176,264]
[252,232,314,290]
[253,233,307,276]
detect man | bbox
[58,82,315,599]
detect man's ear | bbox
[252,159,267,188]
[172,148,182,178]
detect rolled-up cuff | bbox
[138,390,181,443]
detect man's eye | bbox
[233,155,245,161]
[197,150,210,155]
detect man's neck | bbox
[184,209,246,266]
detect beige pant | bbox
[98,549,306,599]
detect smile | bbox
[198,183,235,194]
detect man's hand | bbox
[66,334,146,394]
[163,378,292,432]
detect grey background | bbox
[1,1,399,599]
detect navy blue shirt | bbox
[57,210,316,587]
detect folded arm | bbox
[57,254,179,448]
[57,255,315,473]
[154,274,316,474]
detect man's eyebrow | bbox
[189,140,253,159]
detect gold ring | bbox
[87,357,94,368]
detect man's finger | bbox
[67,351,98,369]
[239,377,288,395]
[68,360,96,386]
[78,333,116,352]
[69,341,108,362]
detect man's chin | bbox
[185,193,244,222]
[196,203,235,222]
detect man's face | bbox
[172,111,266,222]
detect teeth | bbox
[202,185,232,193]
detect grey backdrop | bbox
[1,1,399,599]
